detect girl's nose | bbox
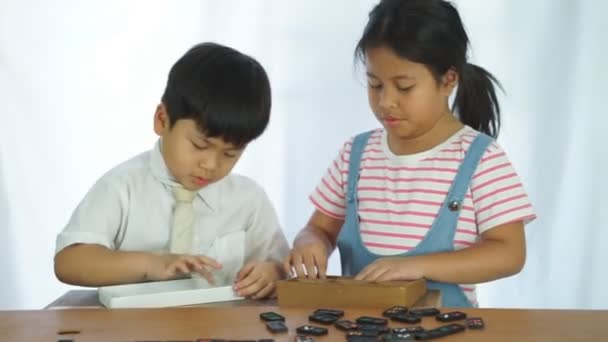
[378,89,398,110]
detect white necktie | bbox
[169,187,197,254]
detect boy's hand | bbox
[283,240,329,279]
[144,253,222,284]
[354,256,424,282]
[233,261,284,299]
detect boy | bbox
[54,42,289,299]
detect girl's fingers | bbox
[302,253,318,279]
[291,253,308,278]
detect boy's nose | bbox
[198,155,219,172]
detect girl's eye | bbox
[224,152,237,158]
[368,82,382,89]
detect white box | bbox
[98,278,243,308]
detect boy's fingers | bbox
[194,267,215,285]
[235,272,262,293]
[197,255,222,269]
[181,257,215,284]
[237,278,264,297]
[236,262,255,282]
[252,282,275,299]
[176,261,191,274]
[183,256,206,272]
[164,264,180,278]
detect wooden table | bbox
[3,305,608,341]
[44,289,442,309]
[44,289,273,309]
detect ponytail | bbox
[454,63,502,138]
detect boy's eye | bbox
[224,152,237,158]
[192,141,207,150]
[397,85,415,92]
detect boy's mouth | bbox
[193,176,210,186]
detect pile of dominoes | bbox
[260,306,484,341]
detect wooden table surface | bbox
[44,288,442,310]
[3,305,608,341]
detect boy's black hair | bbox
[355,0,502,138]
[161,42,271,147]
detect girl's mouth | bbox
[384,116,401,126]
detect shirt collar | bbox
[149,139,220,212]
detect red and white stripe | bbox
[310,126,536,304]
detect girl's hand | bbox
[283,240,329,279]
[233,261,284,299]
[354,256,424,282]
[144,253,222,284]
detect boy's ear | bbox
[441,68,458,95]
[153,103,170,136]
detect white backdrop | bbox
[1,0,606,310]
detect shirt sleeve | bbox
[308,139,352,219]
[244,186,290,264]
[55,177,126,254]
[471,141,537,234]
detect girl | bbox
[284,0,536,307]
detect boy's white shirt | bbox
[56,140,290,286]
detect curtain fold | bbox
[1,0,605,309]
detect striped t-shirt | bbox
[310,126,536,305]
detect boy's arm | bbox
[55,175,223,286]
[243,187,290,266]
[231,187,288,298]
[53,175,157,286]
[55,244,222,286]
[54,244,153,286]
[54,176,132,286]
[53,176,193,286]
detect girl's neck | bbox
[387,113,464,156]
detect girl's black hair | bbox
[355,0,501,138]
[162,42,271,147]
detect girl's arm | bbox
[285,210,344,278]
[416,221,525,283]
[356,220,526,284]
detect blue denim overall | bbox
[337,130,492,307]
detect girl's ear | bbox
[441,68,459,96]
[153,103,170,136]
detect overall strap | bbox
[444,133,493,209]
[345,131,375,205]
